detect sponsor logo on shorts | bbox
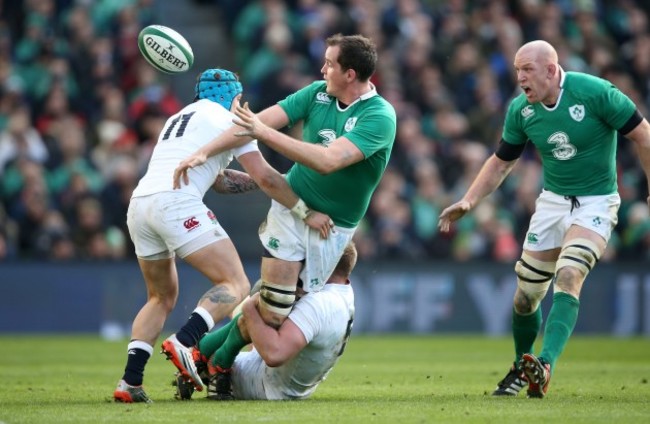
[592,217,602,227]
[207,210,217,225]
[183,217,200,231]
[266,236,280,250]
[527,232,539,244]
[309,278,320,289]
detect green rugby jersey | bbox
[278,81,396,228]
[503,71,636,196]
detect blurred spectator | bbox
[621,201,650,259]
[0,104,48,176]
[0,203,18,260]
[3,0,650,262]
[46,120,104,201]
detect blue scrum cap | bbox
[194,68,243,110]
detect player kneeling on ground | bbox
[174,242,357,401]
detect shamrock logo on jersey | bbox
[344,117,358,132]
[569,104,585,122]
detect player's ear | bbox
[547,63,556,79]
[346,68,356,82]
[230,93,243,112]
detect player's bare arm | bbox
[438,154,518,232]
[173,104,289,189]
[172,124,254,189]
[238,151,334,239]
[242,293,307,367]
[234,102,365,174]
[622,118,650,209]
[212,169,259,194]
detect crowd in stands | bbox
[1,0,649,263]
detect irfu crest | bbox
[569,104,585,122]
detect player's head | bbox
[329,241,358,283]
[194,68,243,111]
[324,34,377,82]
[513,40,560,105]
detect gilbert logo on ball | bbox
[138,25,194,74]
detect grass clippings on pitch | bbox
[0,335,648,424]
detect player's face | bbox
[321,46,346,97]
[513,52,552,104]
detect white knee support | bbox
[515,252,555,310]
[259,281,296,318]
[556,238,600,276]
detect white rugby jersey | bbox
[261,283,355,400]
[132,99,258,199]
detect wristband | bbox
[290,198,311,220]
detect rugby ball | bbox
[138,25,194,74]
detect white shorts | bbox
[231,350,270,400]
[127,192,229,259]
[258,200,356,292]
[523,190,620,251]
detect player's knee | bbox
[513,289,535,315]
[259,281,296,327]
[148,289,178,313]
[514,253,555,313]
[555,238,600,277]
[554,266,584,297]
[159,297,177,314]
[554,238,600,297]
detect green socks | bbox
[197,313,249,370]
[512,306,543,363]
[198,313,241,358]
[539,292,580,371]
[213,315,248,369]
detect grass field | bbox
[0,335,648,423]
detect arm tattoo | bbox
[200,285,238,304]
[212,169,259,194]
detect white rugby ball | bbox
[138,25,194,74]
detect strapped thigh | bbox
[556,238,601,275]
[515,252,556,309]
[259,281,296,318]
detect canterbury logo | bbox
[521,105,534,119]
[316,92,331,104]
[183,217,199,230]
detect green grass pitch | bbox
[0,335,648,423]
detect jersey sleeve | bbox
[344,104,396,158]
[596,82,637,130]
[287,294,322,343]
[278,81,324,127]
[233,140,259,158]
[502,98,528,145]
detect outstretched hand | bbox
[305,211,335,239]
[233,102,269,140]
[172,152,208,189]
[438,200,472,233]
